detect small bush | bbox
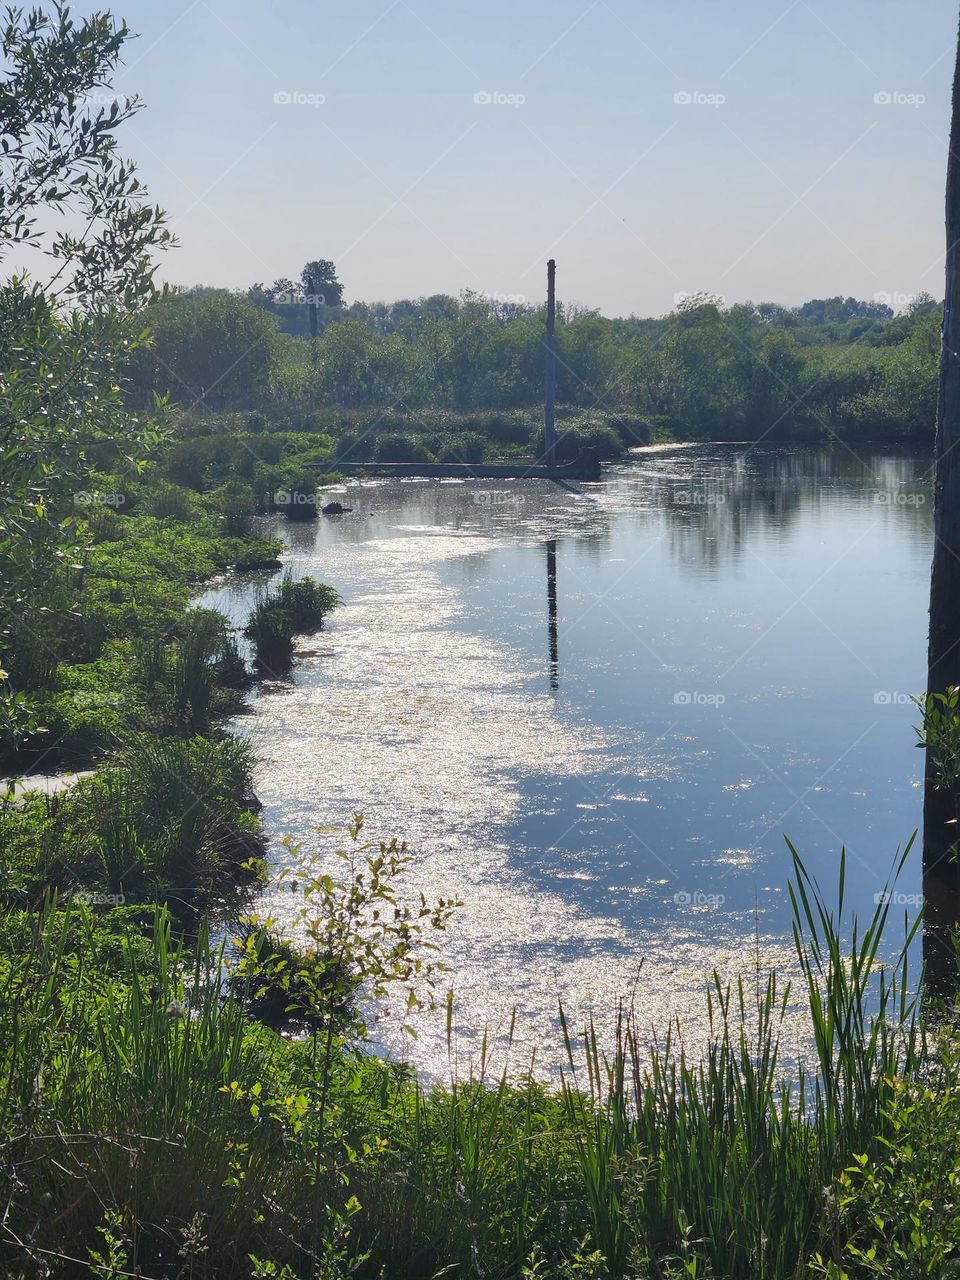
[214,481,257,537]
[141,483,197,521]
[374,434,434,464]
[244,574,339,668]
[435,431,490,463]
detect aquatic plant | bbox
[244,574,339,669]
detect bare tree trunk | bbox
[923,15,960,994]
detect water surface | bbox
[201,443,932,1077]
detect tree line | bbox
[125,278,940,440]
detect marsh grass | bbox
[0,835,936,1279]
[245,574,339,669]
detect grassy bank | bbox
[0,835,951,1279]
[0,463,338,921]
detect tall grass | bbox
[0,840,935,1279]
[245,573,339,669]
[0,735,263,913]
[553,839,923,1278]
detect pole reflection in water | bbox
[546,538,559,690]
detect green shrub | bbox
[141,482,198,521]
[214,481,257,537]
[374,433,434,464]
[435,431,490,463]
[244,574,339,668]
[0,734,263,909]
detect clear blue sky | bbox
[112,0,957,316]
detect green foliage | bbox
[915,685,960,797]
[0,4,171,687]
[811,1034,960,1279]
[245,574,339,668]
[374,432,436,464]
[0,843,944,1279]
[0,733,263,910]
[126,287,280,412]
[123,288,939,453]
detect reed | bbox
[0,840,940,1280]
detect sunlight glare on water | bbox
[199,444,931,1079]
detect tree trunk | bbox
[923,14,960,994]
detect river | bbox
[198,442,932,1079]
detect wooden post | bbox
[924,15,960,995]
[544,259,557,467]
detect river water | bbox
[199,443,932,1079]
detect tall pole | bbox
[924,15,960,995]
[544,259,557,467]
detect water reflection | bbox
[546,539,559,691]
[198,443,933,1079]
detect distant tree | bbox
[127,289,278,412]
[300,260,343,338]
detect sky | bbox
[104,0,957,317]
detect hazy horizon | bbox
[105,0,956,316]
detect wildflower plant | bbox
[228,815,459,1278]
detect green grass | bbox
[0,733,264,915]
[0,837,942,1280]
[244,573,340,669]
